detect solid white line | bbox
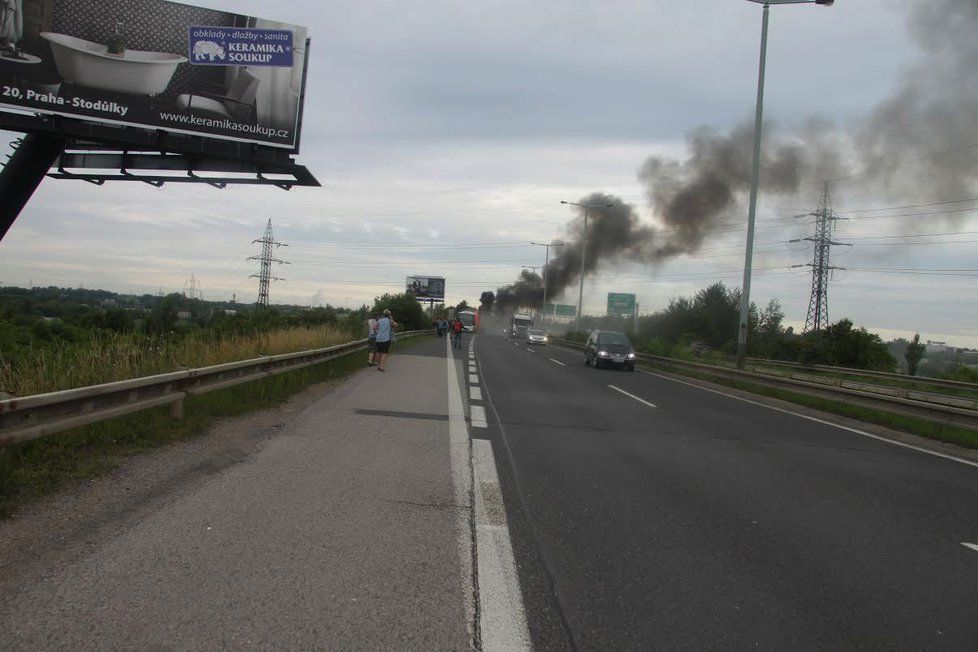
[472,439,532,650]
[445,331,476,636]
[608,384,657,408]
[471,404,488,428]
[962,542,978,553]
[469,373,479,385]
[637,368,978,469]
[470,385,483,401]
[549,358,566,366]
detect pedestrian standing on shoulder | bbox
[372,308,398,371]
[367,313,378,365]
[451,317,463,350]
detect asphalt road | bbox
[473,331,978,650]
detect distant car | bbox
[584,330,637,371]
[526,328,548,345]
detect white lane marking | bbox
[525,347,534,353]
[608,384,658,408]
[962,542,978,553]
[469,373,479,385]
[445,331,477,636]
[471,404,488,428]
[637,368,978,469]
[549,358,566,366]
[472,439,532,650]
[470,385,483,401]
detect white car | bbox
[526,329,549,345]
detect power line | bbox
[843,239,978,247]
[840,229,978,240]
[289,240,532,249]
[834,196,978,214]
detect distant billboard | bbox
[607,292,636,316]
[0,0,308,149]
[406,276,445,301]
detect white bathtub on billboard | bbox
[40,32,187,96]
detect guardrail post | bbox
[171,398,184,420]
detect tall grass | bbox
[0,332,429,517]
[1,325,352,397]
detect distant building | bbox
[177,311,192,320]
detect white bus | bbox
[458,310,479,332]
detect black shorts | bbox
[368,338,377,352]
[375,340,391,353]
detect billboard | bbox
[607,293,636,316]
[0,0,308,150]
[406,276,445,301]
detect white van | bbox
[510,313,533,337]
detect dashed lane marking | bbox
[549,358,566,366]
[471,404,488,428]
[608,384,658,408]
[962,542,978,553]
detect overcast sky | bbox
[3,0,977,346]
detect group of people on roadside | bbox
[434,317,464,350]
[365,310,467,372]
[366,309,397,371]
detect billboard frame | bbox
[0,43,318,241]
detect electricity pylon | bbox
[248,219,288,307]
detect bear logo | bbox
[193,40,225,62]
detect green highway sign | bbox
[543,303,576,317]
[607,293,636,316]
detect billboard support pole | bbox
[0,134,64,242]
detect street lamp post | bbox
[737,0,835,367]
[561,200,614,332]
[531,240,565,326]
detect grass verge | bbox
[643,362,978,450]
[0,334,430,518]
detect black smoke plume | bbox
[494,0,978,310]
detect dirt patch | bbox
[0,378,340,596]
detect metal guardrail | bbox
[741,357,978,394]
[0,330,429,449]
[551,339,978,431]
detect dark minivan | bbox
[584,330,637,371]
